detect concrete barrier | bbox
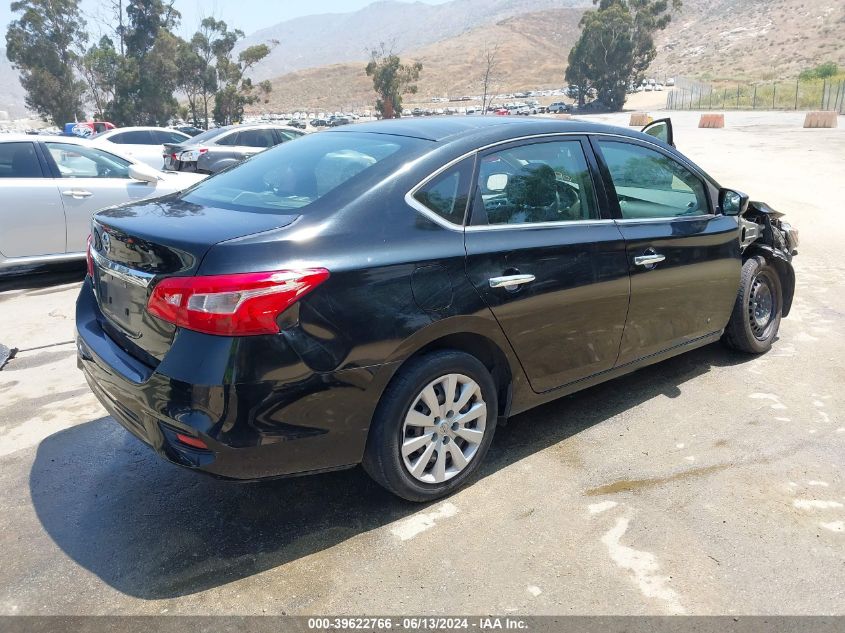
[629,112,651,126]
[699,114,725,128]
[803,111,838,128]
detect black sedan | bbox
[76,117,798,501]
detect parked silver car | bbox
[0,135,205,269]
[162,124,305,175]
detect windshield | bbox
[181,131,428,213]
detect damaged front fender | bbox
[740,200,798,317]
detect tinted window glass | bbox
[237,129,277,148]
[413,158,473,225]
[109,130,154,144]
[278,130,303,142]
[0,142,42,178]
[596,141,709,219]
[153,130,190,144]
[183,127,229,145]
[46,142,131,178]
[183,132,426,214]
[479,140,598,225]
[215,132,239,146]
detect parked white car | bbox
[88,126,191,169]
[0,135,205,269]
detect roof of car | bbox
[96,126,185,134]
[0,133,91,144]
[326,116,655,145]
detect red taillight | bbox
[175,433,208,450]
[146,268,330,336]
[86,234,94,278]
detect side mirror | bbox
[128,163,162,183]
[719,188,749,216]
[486,173,509,192]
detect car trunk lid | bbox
[91,196,300,364]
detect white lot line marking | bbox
[837,428,845,434]
[390,502,459,541]
[684,456,695,462]
[813,400,825,408]
[818,412,830,423]
[793,500,844,510]
[749,392,789,410]
[601,517,685,615]
[808,481,830,487]
[775,417,791,422]
[819,521,844,533]
[588,501,618,514]
[675,443,685,449]
[749,393,779,402]
[526,586,542,597]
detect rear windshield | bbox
[181,131,428,213]
[181,127,231,145]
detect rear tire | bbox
[363,351,498,502]
[723,256,783,354]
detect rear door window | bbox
[153,130,190,144]
[236,129,277,148]
[476,139,599,225]
[214,132,240,146]
[0,142,43,178]
[109,130,155,145]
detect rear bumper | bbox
[76,277,393,480]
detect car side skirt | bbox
[0,251,86,270]
[508,330,724,417]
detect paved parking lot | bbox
[0,111,843,615]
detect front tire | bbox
[363,351,498,502]
[723,256,783,354]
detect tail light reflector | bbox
[86,234,94,278]
[175,433,208,450]
[147,268,330,336]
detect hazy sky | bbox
[2,0,452,40]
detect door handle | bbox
[489,274,536,289]
[634,253,666,267]
[61,189,93,199]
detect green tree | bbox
[365,44,422,119]
[81,36,120,119]
[210,24,273,125]
[5,0,89,125]
[565,0,680,111]
[799,62,840,81]
[112,0,181,125]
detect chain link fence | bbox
[666,77,845,113]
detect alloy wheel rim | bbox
[401,373,487,484]
[748,273,776,339]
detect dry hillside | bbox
[257,8,584,112]
[253,0,845,114]
[654,0,845,81]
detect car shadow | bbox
[0,262,86,293]
[29,342,750,600]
